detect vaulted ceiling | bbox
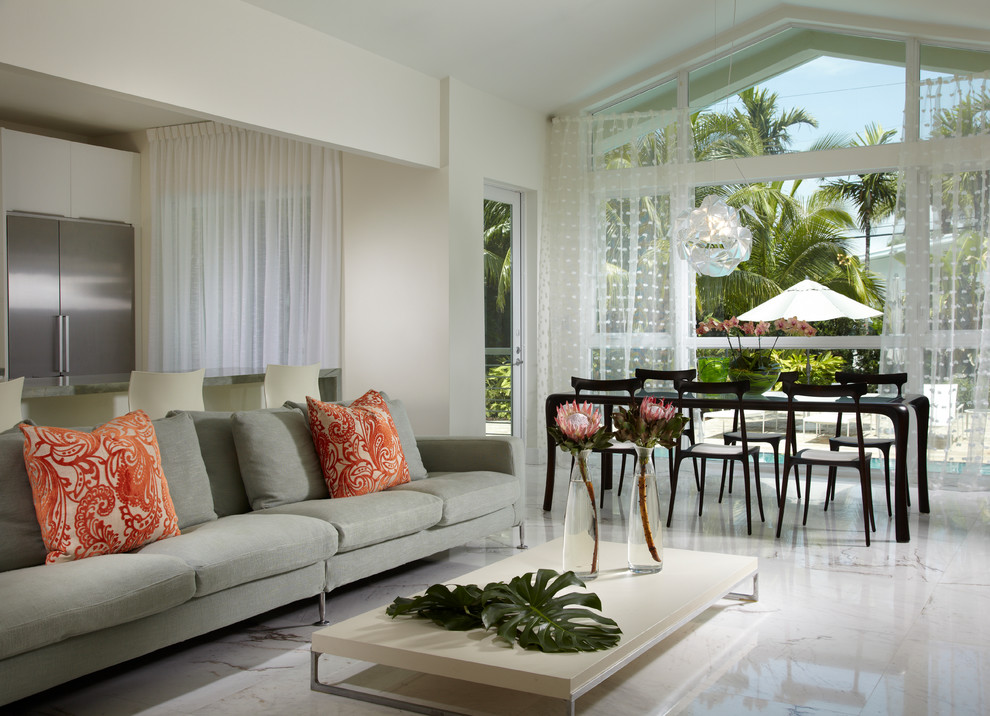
[0,0,987,138]
[242,0,990,114]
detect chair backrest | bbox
[677,379,750,445]
[571,376,643,396]
[777,370,800,386]
[128,369,206,420]
[0,377,25,432]
[782,381,869,457]
[264,363,321,408]
[634,368,696,393]
[835,371,907,398]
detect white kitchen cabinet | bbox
[1,129,71,216]
[70,142,139,223]
[1,128,137,223]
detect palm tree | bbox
[819,123,899,273]
[483,199,512,312]
[694,87,823,159]
[695,180,883,319]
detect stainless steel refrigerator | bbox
[6,213,135,379]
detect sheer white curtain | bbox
[147,122,341,372]
[539,111,694,406]
[883,71,990,488]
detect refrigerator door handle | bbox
[63,315,70,375]
[56,314,70,375]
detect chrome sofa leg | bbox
[315,591,329,626]
[517,523,528,549]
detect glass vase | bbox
[727,359,781,395]
[627,445,663,574]
[563,449,599,580]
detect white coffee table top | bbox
[312,539,757,706]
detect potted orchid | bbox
[613,397,689,573]
[697,315,816,393]
[548,401,612,579]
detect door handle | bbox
[56,314,70,375]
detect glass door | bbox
[483,186,523,437]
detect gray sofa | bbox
[0,402,525,707]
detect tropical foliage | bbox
[386,569,622,653]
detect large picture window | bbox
[542,29,990,484]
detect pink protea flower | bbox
[640,396,676,423]
[555,401,603,441]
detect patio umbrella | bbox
[737,279,882,322]
[737,279,882,381]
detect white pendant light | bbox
[674,195,752,277]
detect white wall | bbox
[340,154,451,435]
[0,0,441,168]
[444,79,547,447]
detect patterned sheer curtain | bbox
[539,111,695,404]
[147,122,341,372]
[883,71,990,488]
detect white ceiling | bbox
[242,0,990,114]
[0,0,987,138]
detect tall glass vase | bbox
[627,445,663,573]
[563,449,599,580]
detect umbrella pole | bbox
[805,349,812,383]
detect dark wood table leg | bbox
[543,434,556,512]
[893,406,911,543]
[913,397,930,513]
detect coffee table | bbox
[311,539,758,715]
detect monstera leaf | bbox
[481,569,621,653]
[385,583,486,631]
[386,569,621,653]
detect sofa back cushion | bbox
[153,412,218,529]
[0,432,48,571]
[231,408,327,510]
[171,410,250,517]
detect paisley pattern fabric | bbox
[307,390,410,498]
[21,411,180,564]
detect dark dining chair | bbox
[828,371,908,515]
[776,381,875,546]
[668,379,765,535]
[627,368,698,494]
[720,370,801,502]
[570,376,644,506]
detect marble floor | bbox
[4,459,989,716]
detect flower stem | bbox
[638,456,660,562]
[578,456,599,573]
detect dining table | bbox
[543,388,930,543]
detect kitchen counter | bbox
[21,368,341,401]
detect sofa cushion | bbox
[21,411,181,564]
[136,513,337,596]
[231,409,327,510]
[286,392,426,480]
[307,391,410,498]
[0,433,48,572]
[153,411,218,529]
[390,471,521,526]
[0,552,195,660]
[262,490,442,552]
[170,410,250,517]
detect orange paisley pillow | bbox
[21,410,180,564]
[307,390,410,498]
